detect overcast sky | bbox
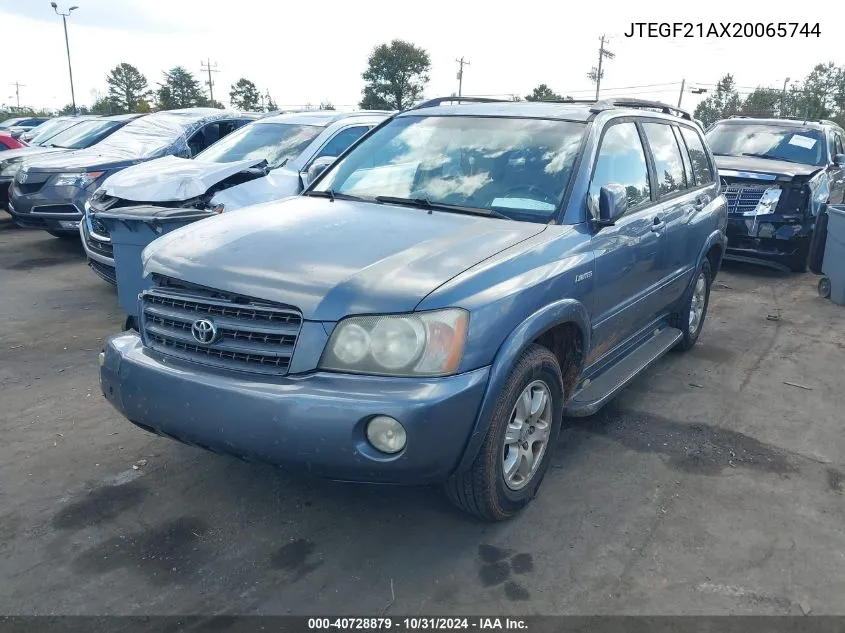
[0,0,840,114]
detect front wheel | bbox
[673,259,712,351]
[445,344,564,521]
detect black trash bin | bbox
[96,206,216,322]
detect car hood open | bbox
[209,167,302,210]
[99,156,267,202]
[143,195,547,321]
[714,155,822,179]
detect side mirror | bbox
[302,156,336,187]
[834,154,845,166]
[596,183,628,226]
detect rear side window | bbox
[834,132,844,157]
[589,122,651,214]
[679,126,714,185]
[315,125,371,160]
[643,122,686,197]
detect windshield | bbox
[91,113,194,159]
[315,115,586,222]
[28,118,79,145]
[706,123,826,166]
[196,122,323,168]
[46,119,122,149]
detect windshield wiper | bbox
[304,189,367,202]
[741,152,805,164]
[374,195,509,220]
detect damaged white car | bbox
[81,110,390,282]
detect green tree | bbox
[796,62,844,119]
[229,78,260,111]
[739,87,781,118]
[265,92,278,111]
[694,74,742,127]
[90,95,115,115]
[156,66,207,110]
[525,84,563,102]
[58,103,89,115]
[106,62,149,113]
[319,100,336,111]
[359,40,430,110]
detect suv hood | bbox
[0,146,67,164]
[99,156,266,202]
[714,155,822,179]
[143,196,547,321]
[22,148,147,173]
[209,167,302,210]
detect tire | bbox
[445,344,564,521]
[818,276,831,299]
[46,230,78,240]
[672,259,712,351]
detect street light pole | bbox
[51,3,78,114]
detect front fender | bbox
[454,298,590,473]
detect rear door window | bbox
[679,126,714,185]
[642,122,687,197]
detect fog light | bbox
[366,416,406,454]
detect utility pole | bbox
[781,77,790,117]
[10,82,25,108]
[677,79,686,108]
[589,35,615,101]
[455,57,470,97]
[200,59,219,104]
[50,3,78,114]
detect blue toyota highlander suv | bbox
[100,97,728,520]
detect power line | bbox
[588,34,615,100]
[200,59,220,104]
[9,81,25,108]
[455,57,470,97]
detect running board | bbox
[565,327,684,417]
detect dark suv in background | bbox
[706,117,845,272]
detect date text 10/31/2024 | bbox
[307,617,528,630]
[624,22,820,38]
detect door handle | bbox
[693,195,706,210]
[651,217,665,232]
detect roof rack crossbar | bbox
[597,98,692,120]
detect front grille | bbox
[31,204,79,215]
[13,182,46,195]
[88,259,116,285]
[140,288,302,375]
[82,219,113,258]
[723,184,771,215]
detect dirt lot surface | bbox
[1,215,843,616]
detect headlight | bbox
[0,161,21,178]
[320,309,469,377]
[809,171,830,216]
[53,171,104,188]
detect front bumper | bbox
[101,332,491,484]
[8,180,91,233]
[724,215,812,272]
[79,212,116,284]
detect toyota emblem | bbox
[191,318,217,344]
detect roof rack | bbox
[593,98,692,120]
[412,96,511,109]
[408,96,692,120]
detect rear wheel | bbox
[445,344,564,521]
[673,259,712,351]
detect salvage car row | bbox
[2,98,839,520]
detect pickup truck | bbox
[100,97,727,520]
